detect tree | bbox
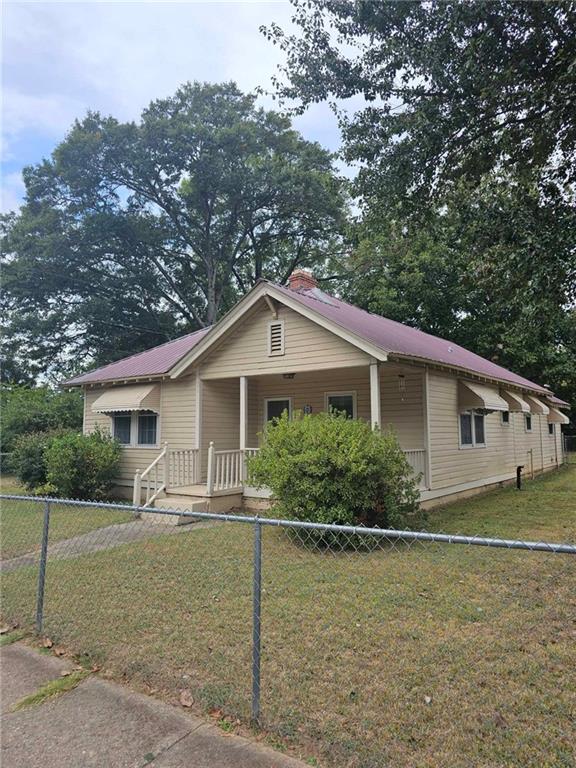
[267,2,576,411]
[265,1,576,211]
[0,385,83,455]
[346,177,576,407]
[1,82,348,379]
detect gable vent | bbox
[268,320,285,356]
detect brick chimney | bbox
[287,269,318,291]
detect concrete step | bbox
[156,493,242,515]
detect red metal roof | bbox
[64,328,210,385]
[274,284,550,394]
[66,282,555,396]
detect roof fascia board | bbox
[387,353,549,396]
[169,283,388,379]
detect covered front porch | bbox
[134,362,430,509]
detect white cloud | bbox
[2,0,347,209]
[1,171,25,213]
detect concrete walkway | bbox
[1,643,306,768]
[1,518,214,574]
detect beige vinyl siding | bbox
[242,364,424,451]
[83,377,197,485]
[427,371,561,491]
[200,378,240,479]
[200,301,370,379]
[160,375,196,451]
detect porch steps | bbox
[152,489,243,516]
[141,498,206,526]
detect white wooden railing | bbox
[403,448,427,487]
[207,443,242,493]
[133,442,168,507]
[169,448,200,488]
[135,444,426,504]
[205,444,261,494]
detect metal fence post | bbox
[251,517,262,724]
[35,499,51,634]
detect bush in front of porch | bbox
[248,411,421,532]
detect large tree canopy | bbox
[266,0,576,212]
[267,1,576,412]
[346,177,576,406]
[1,82,347,379]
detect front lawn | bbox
[1,465,575,768]
[0,475,133,560]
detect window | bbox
[501,411,510,425]
[459,411,486,448]
[265,398,291,424]
[325,392,356,419]
[138,411,158,445]
[474,413,485,445]
[112,414,131,445]
[268,320,284,356]
[459,413,473,446]
[548,423,555,436]
[111,411,158,447]
[525,414,532,432]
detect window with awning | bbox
[500,390,530,413]
[458,381,508,412]
[91,384,160,414]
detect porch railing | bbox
[169,448,201,489]
[133,443,168,507]
[136,444,427,503]
[205,445,261,494]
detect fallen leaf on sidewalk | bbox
[209,708,223,719]
[179,690,194,708]
[54,647,66,657]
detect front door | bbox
[265,398,292,424]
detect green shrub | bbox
[0,386,83,454]
[45,429,121,500]
[11,431,66,490]
[248,411,421,534]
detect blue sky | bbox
[2,0,345,212]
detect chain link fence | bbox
[1,490,575,767]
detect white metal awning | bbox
[500,390,531,413]
[548,407,570,425]
[524,395,550,416]
[91,384,160,414]
[458,381,509,412]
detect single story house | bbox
[65,270,570,512]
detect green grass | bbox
[1,466,575,767]
[0,475,133,559]
[11,669,90,711]
[0,628,27,646]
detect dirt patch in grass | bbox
[1,467,575,767]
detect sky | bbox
[1,0,345,213]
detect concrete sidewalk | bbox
[1,518,214,574]
[1,643,306,768]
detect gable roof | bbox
[64,328,210,386]
[274,284,550,394]
[65,280,553,397]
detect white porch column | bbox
[369,360,381,430]
[240,376,248,482]
[194,370,203,483]
[194,370,203,450]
